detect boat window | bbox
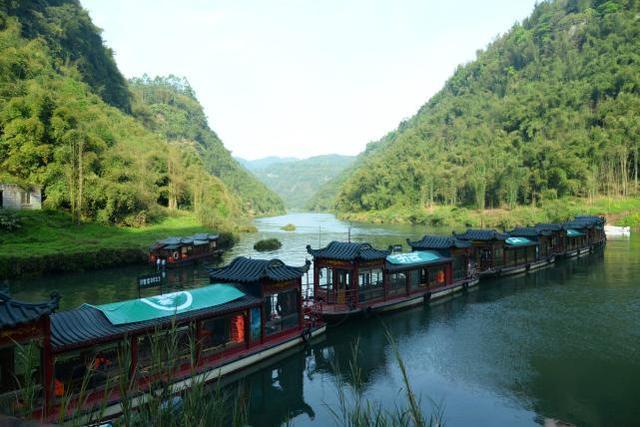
[494,246,504,266]
[388,272,406,296]
[528,246,537,260]
[410,269,424,290]
[54,342,121,399]
[200,314,245,358]
[137,324,195,375]
[358,269,383,288]
[428,267,446,287]
[264,289,299,336]
[318,267,333,289]
[452,255,467,280]
[505,248,516,266]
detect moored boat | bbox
[0,257,324,422]
[148,233,222,268]
[306,241,478,321]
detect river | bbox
[6,213,640,426]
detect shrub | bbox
[280,223,296,231]
[253,238,282,252]
[0,210,22,232]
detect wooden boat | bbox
[453,229,509,277]
[507,228,557,273]
[0,258,324,422]
[148,233,222,268]
[306,241,479,321]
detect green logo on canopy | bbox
[387,251,441,265]
[141,291,193,311]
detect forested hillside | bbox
[0,16,244,229]
[334,0,640,219]
[129,76,285,216]
[243,155,355,209]
[0,0,131,112]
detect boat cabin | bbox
[406,235,475,282]
[0,291,59,412]
[574,216,606,245]
[384,251,454,298]
[563,220,590,253]
[535,224,566,256]
[208,257,311,339]
[509,227,553,259]
[307,242,390,308]
[453,229,508,276]
[149,233,220,267]
[503,236,539,272]
[48,285,261,412]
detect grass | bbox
[338,196,640,230]
[280,223,296,231]
[0,210,237,279]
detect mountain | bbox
[0,0,131,112]
[237,156,298,171]
[0,6,265,230]
[333,0,640,218]
[128,75,285,217]
[247,155,356,209]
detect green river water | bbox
[5,213,640,426]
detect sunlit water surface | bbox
[6,213,640,426]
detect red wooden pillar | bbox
[42,317,53,416]
[244,310,251,349]
[129,335,138,380]
[313,261,320,298]
[297,280,304,328]
[353,261,360,306]
[446,263,452,285]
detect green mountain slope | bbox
[245,155,355,209]
[0,17,243,229]
[129,75,285,217]
[1,0,131,112]
[335,0,640,218]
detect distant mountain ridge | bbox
[244,155,356,209]
[236,156,299,171]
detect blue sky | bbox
[82,0,539,160]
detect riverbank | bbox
[0,211,236,280]
[337,196,640,229]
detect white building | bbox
[0,184,42,210]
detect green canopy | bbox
[87,284,245,325]
[387,251,442,266]
[566,229,585,237]
[505,237,537,247]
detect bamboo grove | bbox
[333,0,640,214]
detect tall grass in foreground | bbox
[6,325,442,426]
[327,331,443,427]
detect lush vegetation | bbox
[253,238,282,252]
[330,0,640,224]
[241,154,355,209]
[0,210,236,279]
[129,76,285,217]
[0,0,131,112]
[281,223,296,231]
[0,0,283,245]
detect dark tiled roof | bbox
[574,215,606,226]
[564,220,593,230]
[50,293,261,352]
[208,257,310,284]
[509,227,552,237]
[306,241,390,261]
[406,235,471,250]
[0,292,60,330]
[535,223,564,232]
[151,234,218,250]
[454,229,508,241]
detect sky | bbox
[81,0,539,160]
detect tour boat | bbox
[0,257,324,422]
[148,233,222,268]
[453,229,509,277]
[305,241,479,321]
